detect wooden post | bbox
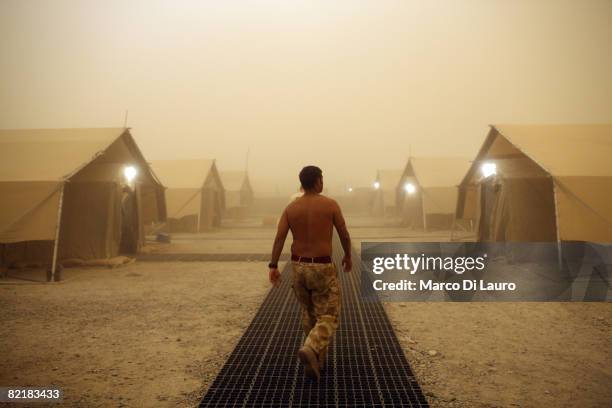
[50,182,65,282]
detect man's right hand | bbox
[342,256,352,272]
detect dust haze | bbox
[1,0,611,194]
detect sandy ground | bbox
[0,261,271,407]
[1,217,611,407]
[151,229,290,254]
[386,302,612,408]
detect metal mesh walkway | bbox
[200,239,428,407]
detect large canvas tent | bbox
[0,128,166,277]
[219,171,254,218]
[456,124,612,243]
[372,169,403,217]
[151,159,225,232]
[398,157,471,230]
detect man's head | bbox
[299,165,323,193]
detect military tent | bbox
[151,159,225,232]
[456,124,612,243]
[398,157,471,230]
[219,171,254,218]
[0,128,166,278]
[372,169,403,217]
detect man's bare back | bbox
[282,194,344,257]
[270,192,351,274]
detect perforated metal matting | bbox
[200,239,428,407]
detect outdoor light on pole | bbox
[481,162,497,178]
[373,181,380,190]
[404,182,416,194]
[124,165,138,184]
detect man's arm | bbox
[269,209,290,285]
[332,201,352,272]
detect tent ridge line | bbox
[60,130,128,181]
[493,127,555,177]
[60,128,136,181]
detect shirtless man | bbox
[268,165,352,380]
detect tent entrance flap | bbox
[199,188,222,231]
[401,194,424,229]
[479,176,557,242]
[59,181,121,260]
[119,187,139,254]
[479,177,500,242]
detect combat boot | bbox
[298,346,320,381]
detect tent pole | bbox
[421,194,427,231]
[50,182,65,282]
[197,190,202,233]
[551,180,563,271]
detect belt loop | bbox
[298,256,302,263]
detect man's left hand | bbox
[269,268,282,286]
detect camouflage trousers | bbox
[291,261,341,365]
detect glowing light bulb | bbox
[481,162,497,178]
[124,165,138,183]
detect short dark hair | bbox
[299,166,322,189]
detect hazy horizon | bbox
[1,0,611,195]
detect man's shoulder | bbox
[317,194,340,209]
[284,199,299,212]
[286,194,337,208]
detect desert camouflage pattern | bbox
[291,261,341,366]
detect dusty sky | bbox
[1,0,611,195]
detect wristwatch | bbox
[268,262,278,269]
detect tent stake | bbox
[50,182,65,282]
